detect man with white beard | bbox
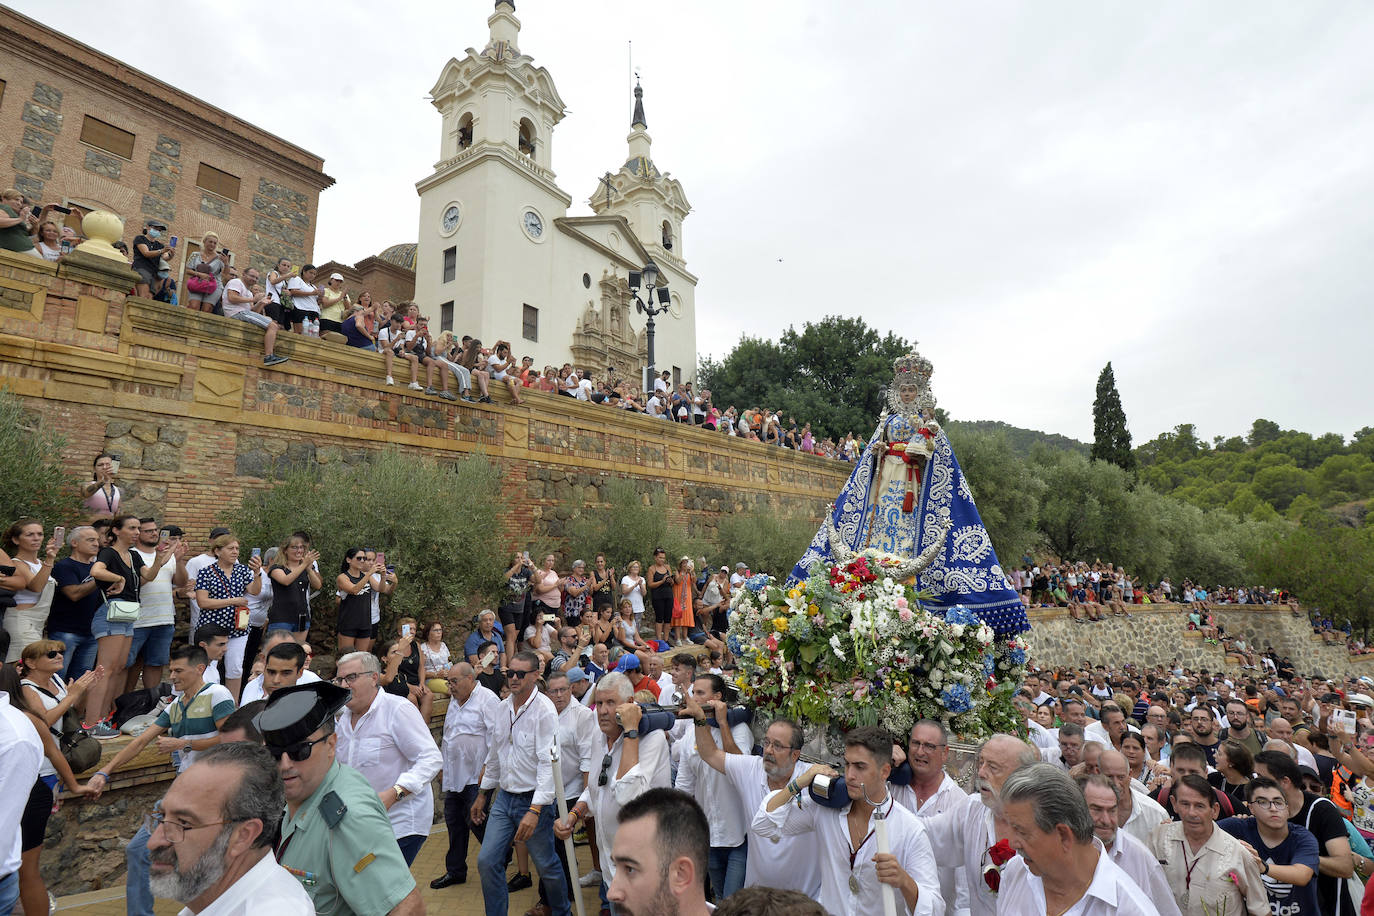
[146,742,313,915]
[923,735,1040,916]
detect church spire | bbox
[631,80,647,129]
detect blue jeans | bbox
[50,630,100,680]
[126,822,153,916]
[0,869,17,916]
[708,842,748,899]
[477,789,570,916]
[396,834,426,866]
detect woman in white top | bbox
[620,559,648,634]
[420,620,452,694]
[1,519,59,663]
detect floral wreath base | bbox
[726,549,1029,746]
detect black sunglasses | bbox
[266,735,329,762]
[598,753,613,787]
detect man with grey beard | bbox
[146,742,313,914]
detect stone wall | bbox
[1024,603,1374,678]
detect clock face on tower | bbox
[440,204,461,234]
[522,209,544,239]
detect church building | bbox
[414,0,698,388]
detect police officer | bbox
[257,682,425,916]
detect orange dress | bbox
[671,576,694,627]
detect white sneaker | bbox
[386,376,395,386]
[408,381,423,391]
[579,869,602,887]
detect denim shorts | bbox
[91,605,136,639]
[128,624,175,666]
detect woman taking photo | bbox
[646,548,674,642]
[84,515,173,736]
[530,554,565,625]
[335,547,375,653]
[1,519,58,663]
[268,534,321,641]
[192,532,261,701]
[82,453,121,519]
[620,559,648,635]
[184,233,227,313]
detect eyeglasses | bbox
[508,669,536,680]
[144,810,240,844]
[331,672,374,686]
[910,741,947,754]
[1250,798,1289,810]
[266,735,330,762]
[598,753,614,787]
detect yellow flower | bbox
[773,617,789,632]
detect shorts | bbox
[91,605,135,639]
[22,776,54,851]
[232,309,274,329]
[338,625,373,639]
[651,590,674,625]
[128,623,175,667]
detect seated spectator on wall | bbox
[223,268,288,367]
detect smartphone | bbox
[169,235,179,248]
[52,525,65,547]
[401,624,413,637]
[251,547,261,560]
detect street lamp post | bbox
[628,258,671,387]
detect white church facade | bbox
[414,0,698,388]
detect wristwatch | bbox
[393,784,409,800]
[624,729,640,740]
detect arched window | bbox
[518,118,536,157]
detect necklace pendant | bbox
[849,873,861,894]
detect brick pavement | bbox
[52,823,601,916]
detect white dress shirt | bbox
[721,755,820,896]
[1105,830,1183,916]
[1119,786,1170,846]
[441,682,500,791]
[177,850,314,916]
[584,729,672,879]
[892,773,972,916]
[754,788,943,916]
[481,690,559,805]
[238,668,321,706]
[997,837,1161,916]
[555,699,599,799]
[1,692,42,876]
[335,691,442,839]
[674,721,755,847]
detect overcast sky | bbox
[17,1,1374,444]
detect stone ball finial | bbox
[74,210,128,262]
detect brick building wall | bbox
[0,7,333,277]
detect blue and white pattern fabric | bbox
[789,413,1029,635]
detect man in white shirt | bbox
[239,638,320,706]
[1098,750,1168,845]
[997,763,1161,916]
[0,689,42,914]
[223,266,288,366]
[674,674,755,899]
[129,519,188,691]
[187,527,229,639]
[679,700,819,897]
[891,719,971,914]
[755,725,942,916]
[554,671,672,911]
[332,651,442,866]
[145,742,313,916]
[1079,775,1182,916]
[473,650,571,916]
[432,662,499,889]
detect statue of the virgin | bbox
[788,349,1030,636]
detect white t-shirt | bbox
[134,547,176,628]
[222,277,254,318]
[285,276,319,315]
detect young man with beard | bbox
[607,788,713,916]
[1078,775,1181,916]
[1218,777,1321,916]
[145,742,312,915]
[680,700,820,897]
[261,681,423,915]
[756,726,941,916]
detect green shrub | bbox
[228,448,506,646]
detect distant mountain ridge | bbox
[945,419,1089,458]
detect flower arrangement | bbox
[726,549,1029,744]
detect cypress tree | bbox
[1091,362,1134,470]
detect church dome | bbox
[377,243,418,271]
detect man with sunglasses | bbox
[259,681,423,916]
[472,650,571,916]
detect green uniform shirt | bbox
[278,761,415,916]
